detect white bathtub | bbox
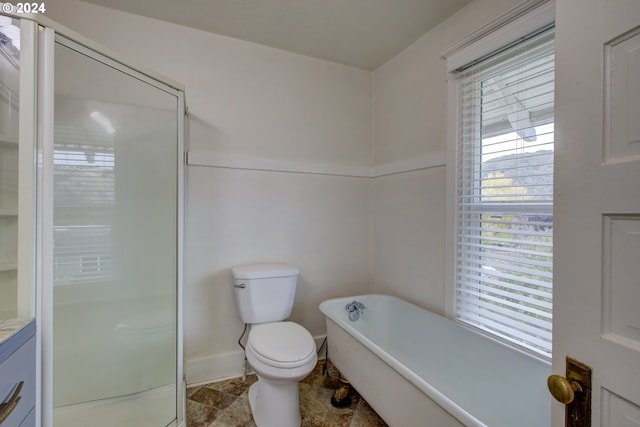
[319,294,551,427]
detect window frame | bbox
[444,0,555,360]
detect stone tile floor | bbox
[186,359,388,427]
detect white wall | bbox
[46,0,527,384]
[371,0,522,314]
[186,167,370,378]
[46,0,372,384]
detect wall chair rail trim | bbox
[186,151,446,178]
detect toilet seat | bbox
[248,322,316,369]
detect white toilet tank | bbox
[232,263,300,324]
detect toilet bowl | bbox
[245,322,317,427]
[231,264,316,427]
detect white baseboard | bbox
[185,334,327,387]
[185,350,245,387]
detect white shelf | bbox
[0,209,18,216]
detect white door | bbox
[553,0,640,426]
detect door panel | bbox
[605,30,640,163]
[553,0,640,425]
[602,216,640,349]
[602,390,640,427]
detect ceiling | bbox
[80,0,472,70]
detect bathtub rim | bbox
[319,294,550,427]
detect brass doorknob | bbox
[547,374,582,404]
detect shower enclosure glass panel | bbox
[0,17,20,320]
[52,39,178,427]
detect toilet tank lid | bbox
[232,263,299,279]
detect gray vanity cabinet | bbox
[0,319,36,427]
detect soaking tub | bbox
[319,294,550,427]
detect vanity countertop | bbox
[0,318,36,364]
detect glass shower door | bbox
[51,37,179,427]
[0,16,20,320]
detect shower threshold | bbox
[52,383,177,427]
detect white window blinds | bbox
[455,26,555,358]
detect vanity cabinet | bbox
[0,319,36,427]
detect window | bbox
[454,26,555,358]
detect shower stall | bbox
[0,12,184,427]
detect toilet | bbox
[232,263,317,427]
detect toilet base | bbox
[248,377,301,427]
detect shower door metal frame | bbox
[34,19,186,427]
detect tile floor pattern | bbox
[187,360,388,427]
